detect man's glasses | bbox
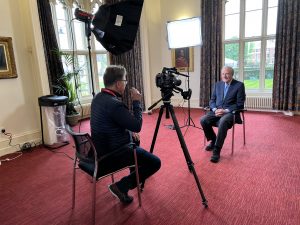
[118,79,128,84]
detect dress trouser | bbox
[200,111,234,149]
[99,147,161,193]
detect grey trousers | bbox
[200,111,234,149]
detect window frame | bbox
[222,0,277,96]
[50,0,109,103]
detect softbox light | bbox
[167,17,202,49]
[92,0,144,55]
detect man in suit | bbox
[200,66,245,163]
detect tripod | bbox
[149,98,208,207]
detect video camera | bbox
[155,67,192,101]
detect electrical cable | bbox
[46,148,74,161]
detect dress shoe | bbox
[205,141,215,151]
[210,147,221,163]
[108,183,133,204]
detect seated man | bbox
[200,66,245,163]
[90,65,161,204]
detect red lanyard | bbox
[101,88,117,97]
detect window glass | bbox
[55,3,66,20]
[246,0,262,11]
[268,0,278,7]
[225,14,240,40]
[51,1,108,99]
[265,39,275,89]
[57,20,70,49]
[74,21,86,50]
[225,0,240,15]
[224,43,239,79]
[96,54,108,88]
[244,41,261,89]
[267,7,278,35]
[94,38,106,51]
[224,0,277,92]
[245,10,262,37]
[77,55,90,97]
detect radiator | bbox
[75,103,91,119]
[245,96,272,110]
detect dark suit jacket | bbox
[209,79,245,112]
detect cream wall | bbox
[142,0,201,109]
[0,0,201,156]
[0,0,49,156]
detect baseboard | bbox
[0,130,41,157]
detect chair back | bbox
[66,126,98,177]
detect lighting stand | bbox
[180,49,202,130]
[85,21,95,97]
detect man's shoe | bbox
[108,183,133,204]
[205,141,215,151]
[210,147,220,163]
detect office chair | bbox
[66,126,142,225]
[203,107,246,155]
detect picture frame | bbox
[0,37,17,79]
[171,47,194,72]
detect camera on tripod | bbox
[155,67,192,101]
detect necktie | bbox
[224,84,229,99]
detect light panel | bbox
[167,17,202,49]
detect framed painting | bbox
[171,47,194,72]
[0,37,17,79]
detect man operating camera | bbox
[90,65,161,204]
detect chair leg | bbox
[243,119,246,146]
[72,160,76,209]
[133,148,142,207]
[231,116,236,155]
[92,178,96,225]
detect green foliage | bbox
[244,79,273,89]
[52,50,81,115]
[225,43,239,62]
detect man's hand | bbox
[215,109,226,117]
[130,87,142,101]
[132,132,140,142]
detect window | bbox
[223,0,278,92]
[51,0,108,102]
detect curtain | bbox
[36,0,65,95]
[272,0,300,111]
[199,0,222,107]
[104,0,145,110]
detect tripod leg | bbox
[169,105,208,207]
[150,105,165,153]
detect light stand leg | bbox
[179,50,201,130]
[85,21,95,97]
[180,75,202,130]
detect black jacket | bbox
[90,89,142,156]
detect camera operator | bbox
[90,65,161,204]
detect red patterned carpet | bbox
[0,108,299,225]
